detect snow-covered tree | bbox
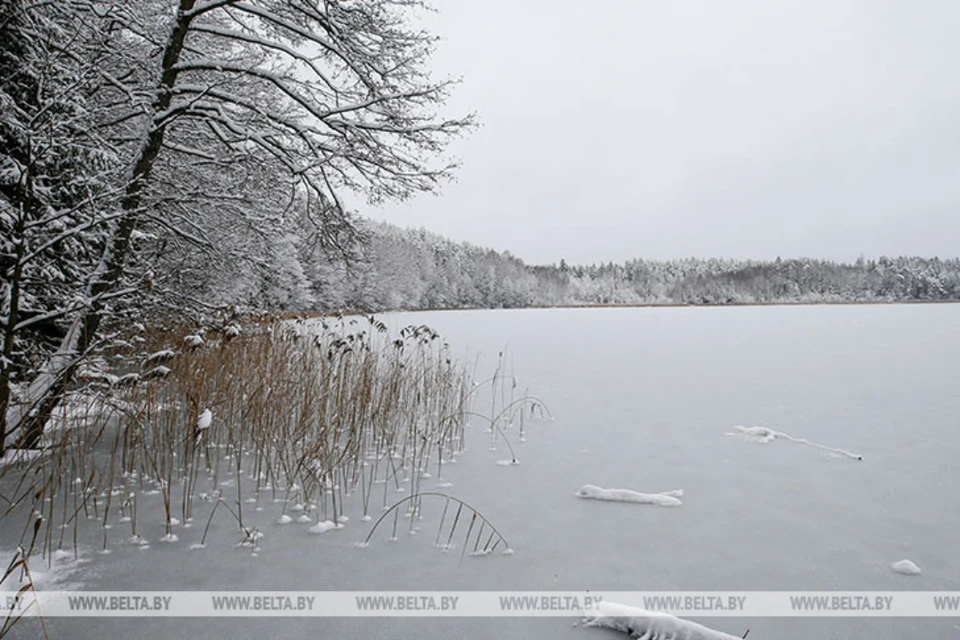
[3,0,474,451]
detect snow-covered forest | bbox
[288,221,960,312]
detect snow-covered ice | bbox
[576,485,683,506]
[0,448,47,468]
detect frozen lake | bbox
[10,304,960,639]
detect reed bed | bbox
[0,316,546,576]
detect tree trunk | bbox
[3,0,198,451]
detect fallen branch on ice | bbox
[728,426,863,460]
[583,601,745,639]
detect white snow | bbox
[891,559,922,575]
[729,425,863,460]
[144,349,175,365]
[143,365,171,379]
[197,409,212,431]
[308,520,339,534]
[576,484,683,506]
[184,335,204,348]
[276,515,292,525]
[583,601,743,640]
[114,372,140,387]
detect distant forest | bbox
[170,217,960,316]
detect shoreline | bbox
[271,298,960,321]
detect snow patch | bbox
[308,521,340,534]
[576,485,683,507]
[276,515,293,525]
[184,334,204,348]
[891,559,922,575]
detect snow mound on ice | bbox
[276,515,292,525]
[576,485,683,507]
[583,601,743,639]
[728,425,863,460]
[308,521,339,534]
[891,559,922,575]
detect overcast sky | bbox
[362,1,960,266]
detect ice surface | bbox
[0,448,46,467]
[4,306,959,640]
[583,602,743,639]
[576,485,683,506]
[890,559,922,575]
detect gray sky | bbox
[364,1,960,266]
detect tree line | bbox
[264,221,960,312]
